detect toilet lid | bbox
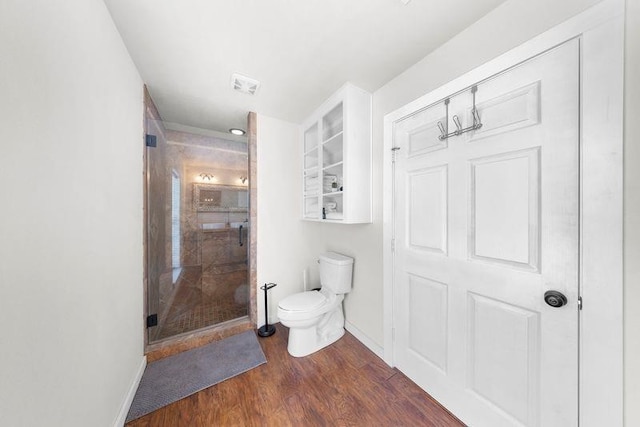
[279,291,326,311]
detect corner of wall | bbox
[624,0,640,424]
[112,356,147,427]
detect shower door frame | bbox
[141,88,257,351]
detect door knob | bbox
[544,290,568,308]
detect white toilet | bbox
[277,252,354,357]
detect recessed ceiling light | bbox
[229,128,246,136]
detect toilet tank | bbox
[319,252,354,294]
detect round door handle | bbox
[544,290,568,308]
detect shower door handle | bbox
[239,225,244,247]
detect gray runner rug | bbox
[126,330,266,423]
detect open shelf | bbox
[304,168,320,197]
[322,102,344,141]
[304,123,319,153]
[301,83,371,224]
[304,123,319,170]
[323,193,343,220]
[322,130,344,145]
[323,161,344,172]
[304,166,319,175]
[304,196,319,219]
[304,152,318,170]
[323,133,343,167]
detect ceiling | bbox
[103,0,507,134]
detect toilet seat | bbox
[279,291,326,311]
[277,290,341,323]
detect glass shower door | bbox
[145,108,249,343]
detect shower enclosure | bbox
[145,104,249,343]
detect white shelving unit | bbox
[302,83,371,223]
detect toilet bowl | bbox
[277,252,353,357]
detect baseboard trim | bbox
[113,356,147,427]
[345,321,384,360]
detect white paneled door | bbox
[392,39,579,427]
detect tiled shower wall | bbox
[165,130,248,268]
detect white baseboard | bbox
[113,356,147,427]
[344,321,384,360]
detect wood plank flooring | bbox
[127,323,464,426]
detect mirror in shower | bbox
[193,183,248,212]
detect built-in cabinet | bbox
[302,83,372,223]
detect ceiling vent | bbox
[231,73,260,95]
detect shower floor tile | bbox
[155,264,248,340]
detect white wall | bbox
[314,219,381,340]
[624,0,640,425]
[256,114,320,325]
[0,1,144,426]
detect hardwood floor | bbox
[127,324,464,426]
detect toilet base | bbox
[285,306,345,357]
[287,326,345,358]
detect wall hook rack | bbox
[437,85,483,140]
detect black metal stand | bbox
[258,282,277,337]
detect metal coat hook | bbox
[452,115,463,134]
[437,85,483,140]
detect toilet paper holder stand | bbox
[258,282,277,337]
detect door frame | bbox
[382,1,624,426]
